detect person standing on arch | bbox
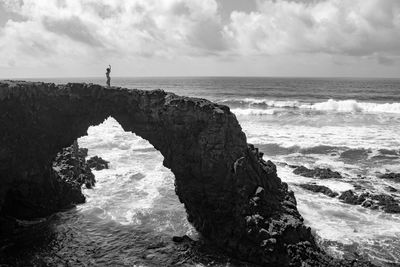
[106,65,111,87]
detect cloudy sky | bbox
[0,0,399,78]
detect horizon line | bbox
[2,75,400,80]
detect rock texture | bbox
[0,140,94,237]
[298,184,338,198]
[293,166,342,179]
[339,190,400,214]
[379,173,400,183]
[87,156,109,170]
[0,81,372,266]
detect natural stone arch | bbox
[0,81,369,266]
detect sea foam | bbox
[301,99,400,114]
[223,98,400,115]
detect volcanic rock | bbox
[298,184,339,197]
[379,173,400,183]
[339,190,400,214]
[87,156,109,170]
[293,166,342,179]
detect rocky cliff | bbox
[0,81,371,266]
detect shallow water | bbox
[9,77,400,266]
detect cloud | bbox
[0,0,226,68]
[43,16,102,47]
[223,0,400,60]
[0,0,399,75]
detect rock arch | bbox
[0,81,369,266]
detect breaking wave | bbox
[222,98,400,114]
[301,99,400,114]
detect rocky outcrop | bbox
[293,166,342,179]
[0,140,94,237]
[379,173,400,183]
[339,190,400,213]
[298,184,338,198]
[53,141,96,190]
[0,81,371,266]
[87,156,109,170]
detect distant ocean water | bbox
[15,77,400,266]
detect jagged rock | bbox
[379,173,400,183]
[339,190,366,205]
[53,141,96,189]
[87,156,109,170]
[293,166,342,179]
[298,184,338,197]
[0,81,372,266]
[339,190,400,214]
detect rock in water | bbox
[293,166,342,179]
[0,81,373,266]
[379,173,400,183]
[87,156,109,170]
[298,184,339,197]
[53,141,96,189]
[339,190,400,213]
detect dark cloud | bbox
[0,1,25,27]
[43,16,102,47]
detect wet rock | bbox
[379,173,400,183]
[87,156,109,170]
[298,184,339,197]
[0,141,95,219]
[293,166,342,179]
[339,190,366,205]
[53,141,96,189]
[339,190,400,214]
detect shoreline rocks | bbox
[293,166,342,179]
[298,184,339,198]
[379,173,400,183]
[0,141,96,239]
[339,190,400,214]
[87,156,109,171]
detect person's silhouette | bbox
[106,65,111,87]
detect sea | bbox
[4,77,400,266]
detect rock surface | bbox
[0,81,372,266]
[339,190,400,213]
[0,140,94,238]
[87,156,109,170]
[293,166,342,179]
[298,184,338,198]
[379,173,400,183]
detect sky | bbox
[0,0,399,78]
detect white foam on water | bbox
[277,166,400,246]
[242,121,400,151]
[231,108,276,116]
[77,117,183,226]
[221,97,400,115]
[219,98,300,108]
[242,98,301,108]
[301,99,400,114]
